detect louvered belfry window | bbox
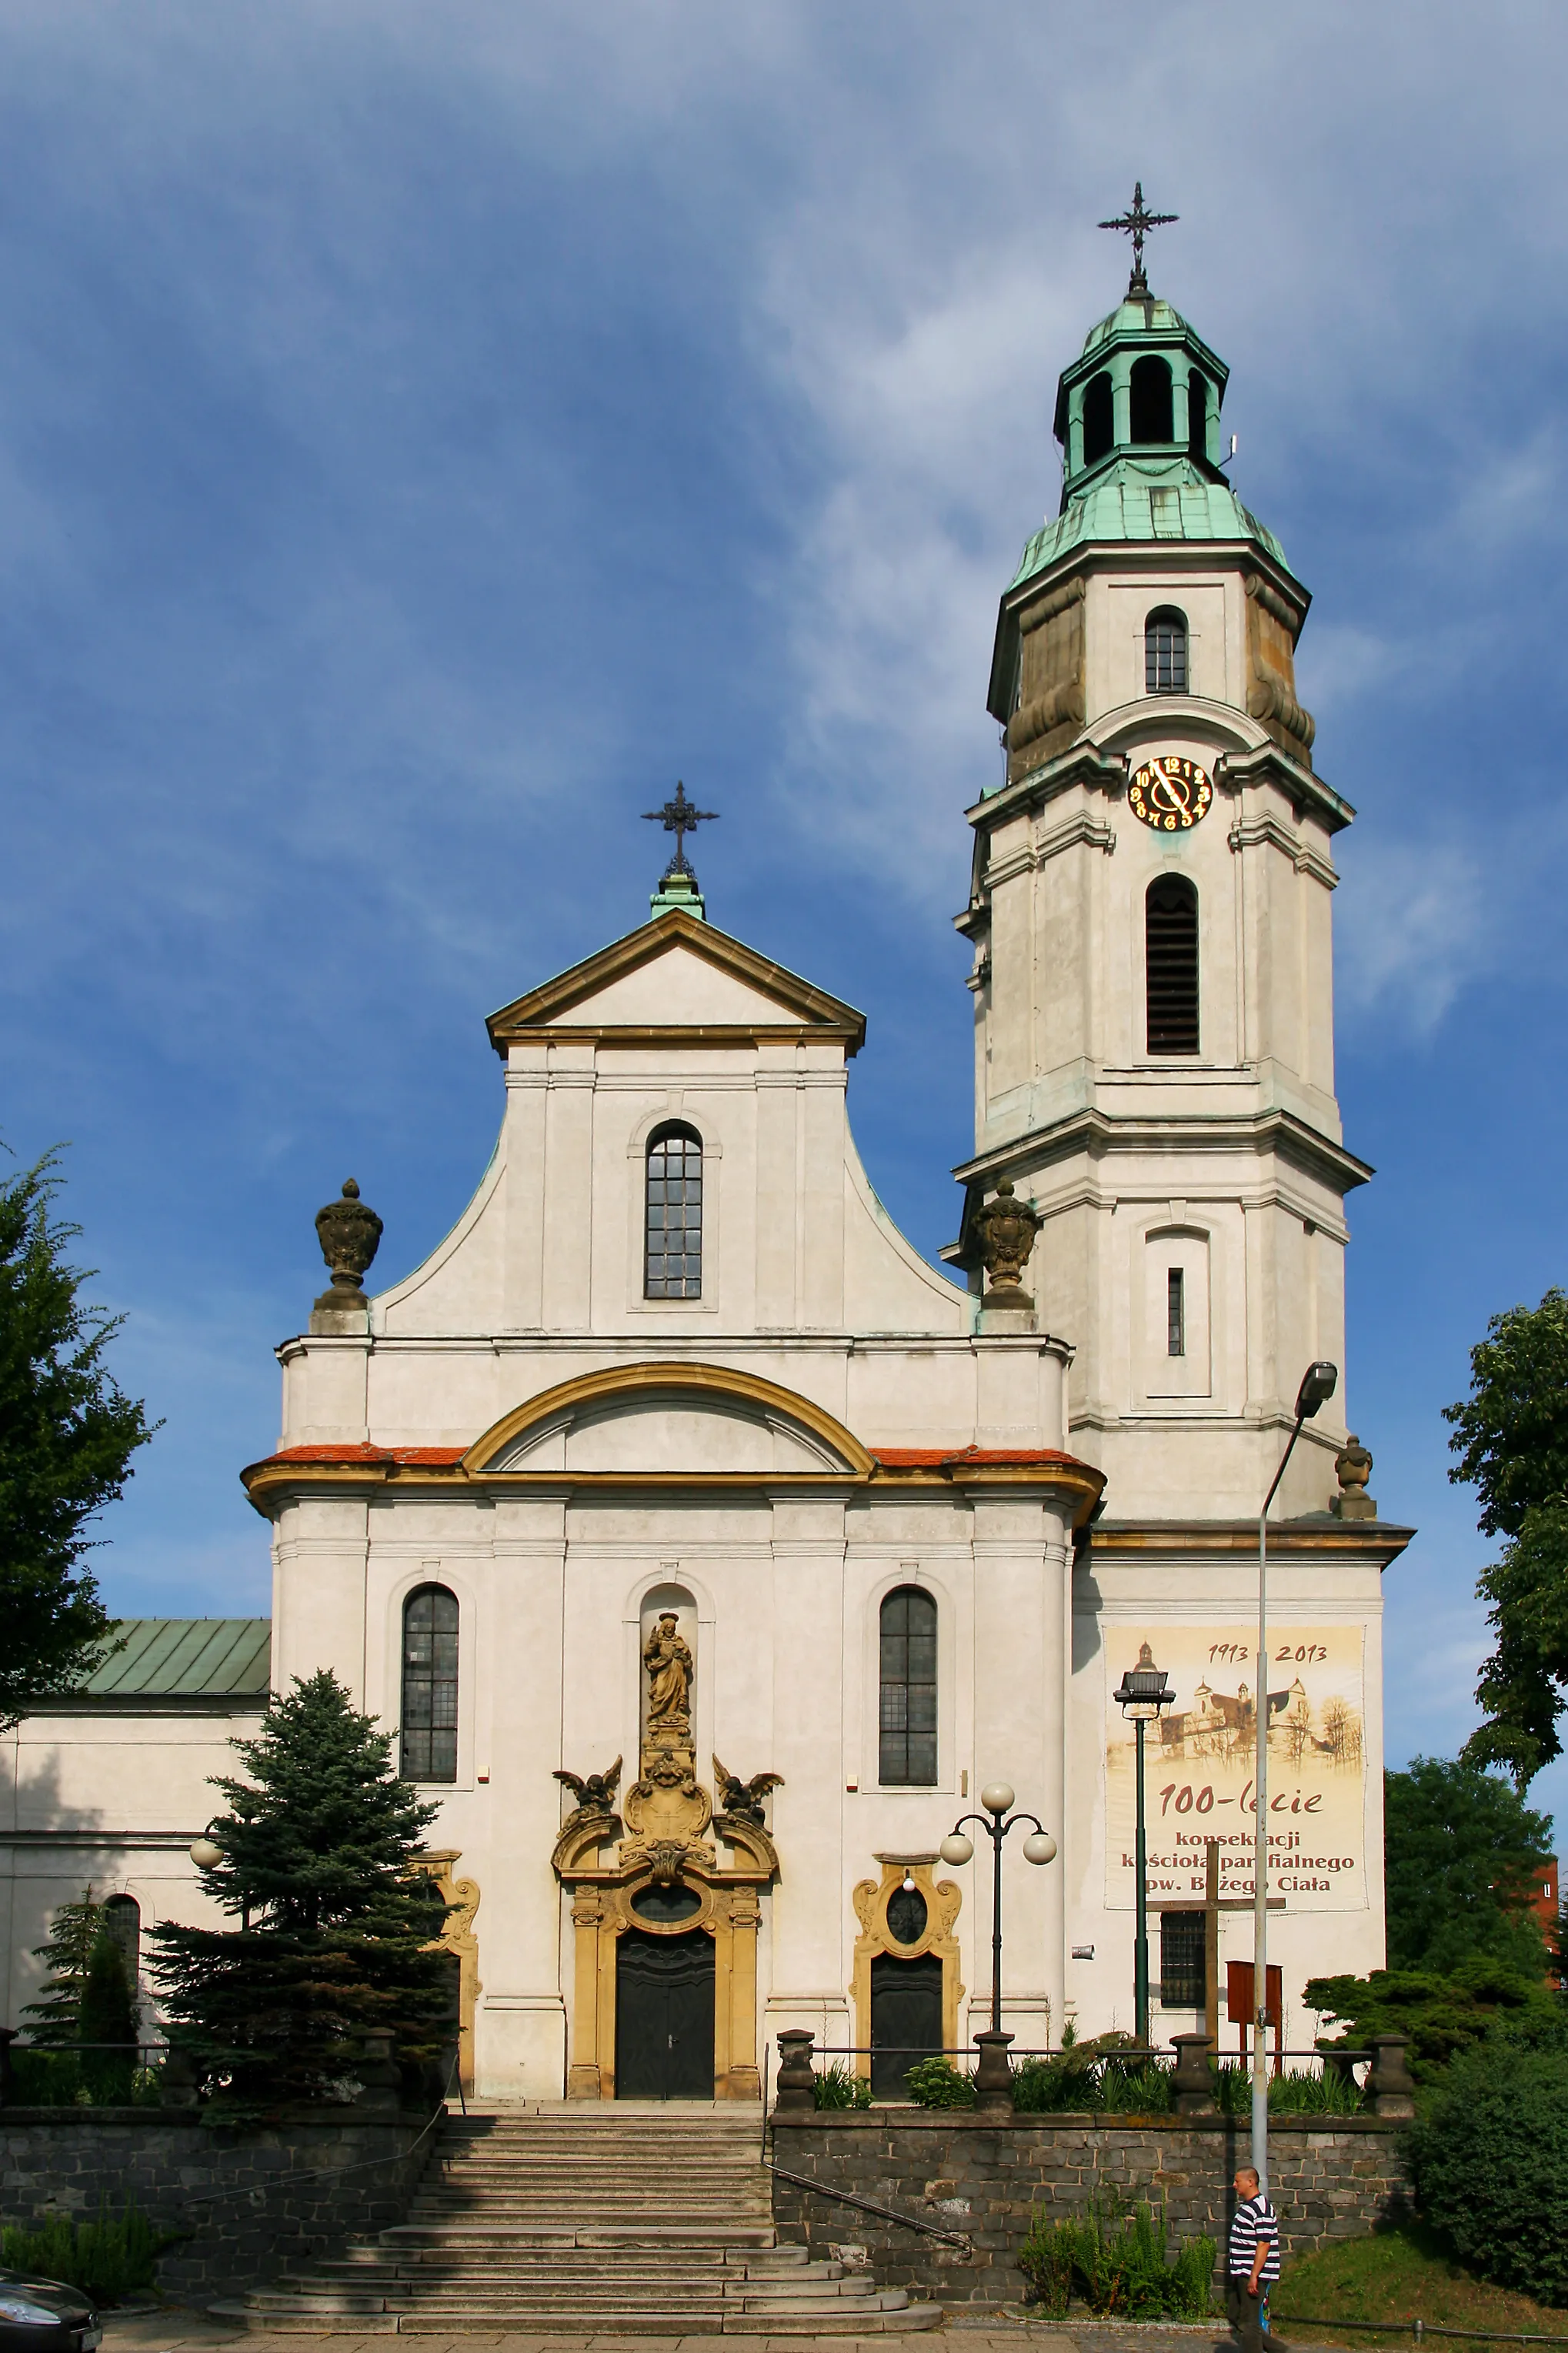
[645,1123,703,1299]
[879,1586,938,1787]
[1146,875,1199,1056]
[402,1585,459,1783]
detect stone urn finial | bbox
[1333,1433,1377,1520]
[973,1176,1043,1307]
[314,1179,383,1314]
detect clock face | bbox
[1129,754,1213,832]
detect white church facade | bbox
[0,262,1410,2101]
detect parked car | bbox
[0,2273,101,2352]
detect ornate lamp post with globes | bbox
[939,1784,1056,2107]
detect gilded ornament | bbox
[712,1757,783,1827]
[643,1612,693,1732]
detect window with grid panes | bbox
[644,1123,703,1299]
[1145,608,1188,694]
[1160,1909,1206,2008]
[401,1585,459,1783]
[879,1585,937,1787]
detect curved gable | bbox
[465,1362,873,1478]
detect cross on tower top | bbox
[1098,182,1179,298]
[642,779,719,885]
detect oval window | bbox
[631,1883,702,1924]
[886,1885,929,1946]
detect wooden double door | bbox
[614,1927,716,2099]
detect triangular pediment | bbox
[487,909,865,1055]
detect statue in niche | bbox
[643,1612,693,1732]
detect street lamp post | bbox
[939,1783,1057,2040]
[1252,1359,1338,2190]
[1113,1648,1175,2045]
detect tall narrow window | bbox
[1167,1267,1186,1357]
[103,1894,140,1987]
[1145,608,1187,694]
[645,1123,702,1299]
[402,1585,459,1783]
[879,1586,937,1787]
[1081,371,1113,467]
[1146,876,1199,1056]
[1129,355,1173,443]
[1187,369,1210,463]
[1160,1910,1206,2008]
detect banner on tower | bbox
[1103,1624,1367,1912]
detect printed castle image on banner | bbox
[1103,1627,1367,1914]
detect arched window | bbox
[1145,607,1187,695]
[645,1123,702,1299]
[879,1586,937,1787]
[1187,368,1210,464]
[1081,372,1113,468]
[102,1894,140,1986]
[402,1585,459,1784]
[1129,355,1173,443]
[1146,876,1199,1056]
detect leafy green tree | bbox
[1304,1954,1563,2082]
[80,1925,140,2052]
[0,1150,156,1725]
[23,1889,106,2044]
[1385,1754,1553,1974]
[1407,2024,1568,2303]
[149,1670,452,2118]
[1446,1290,1568,1784]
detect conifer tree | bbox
[148,1670,452,2116]
[0,1150,156,1725]
[23,1889,105,2044]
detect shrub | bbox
[812,2061,871,2110]
[1269,2064,1363,2115]
[0,2203,171,2305]
[1305,1954,1561,2081]
[1018,2188,1215,2318]
[1408,2033,1568,2305]
[1012,2052,1102,2112]
[1099,2058,1172,2114]
[903,2056,976,2108]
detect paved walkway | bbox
[100,2310,1336,2353]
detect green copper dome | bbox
[1003,278,1295,592]
[1010,466,1288,591]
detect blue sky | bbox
[4,3,1567,1825]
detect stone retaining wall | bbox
[0,2107,439,2300]
[769,2110,1410,2307]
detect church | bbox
[0,235,1411,2102]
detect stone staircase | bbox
[215,2105,941,2333]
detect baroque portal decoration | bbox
[411,1849,482,2093]
[850,1859,963,2084]
[550,1623,781,2101]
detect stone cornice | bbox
[1088,1515,1415,1572]
[241,1446,1105,1525]
[954,1105,1373,1196]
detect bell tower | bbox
[955,254,1366,1520]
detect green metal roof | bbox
[82,1619,272,1699]
[1009,456,1289,592]
[1078,294,1196,357]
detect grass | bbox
[1272,2219,1568,2349]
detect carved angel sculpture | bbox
[712,1756,783,1826]
[553,1757,622,1817]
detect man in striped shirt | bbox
[1227,2166,1283,2353]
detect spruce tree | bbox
[0,1150,156,1725]
[148,1670,452,2116]
[23,1889,104,2044]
